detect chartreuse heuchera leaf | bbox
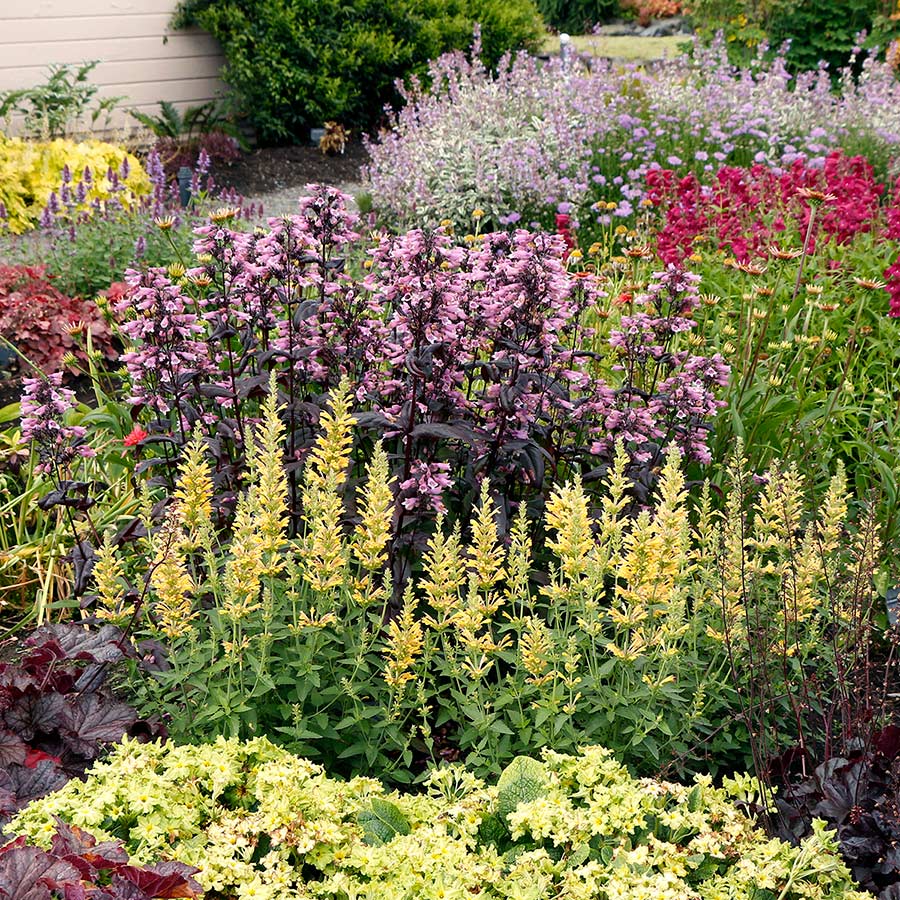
[6,737,868,899]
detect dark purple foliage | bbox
[0,625,161,830]
[774,728,900,899]
[0,825,201,899]
[113,184,729,547]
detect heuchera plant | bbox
[773,728,900,899]
[0,264,116,379]
[0,623,158,831]
[0,822,200,899]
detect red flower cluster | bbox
[885,258,900,318]
[555,213,575,258]
[648,152,887,265]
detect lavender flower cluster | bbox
[33,149,258,298]
[365,36,900,233]
[114,186,729,514]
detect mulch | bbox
[215,139,371,198]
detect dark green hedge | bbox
[533,0,618,34]
[173,0,543,144]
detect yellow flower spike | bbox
[299,379,356,597]
[149,508,197,639]
[384,585,424,692]
[247,375,289,562]
[544,475,593,584]
[351,441,395,575]
[222,494,265,619]
[174,431,214,550]
[519,616,554,686]
[505,504,532,608]
[420,518,465,625]
[93,532,128,625]
[303,378,356,492]
[469,480,505,593]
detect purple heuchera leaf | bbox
[0,838,82,900]
[0,730,27,767]
[26,625,128,665]
[61,695,137,758]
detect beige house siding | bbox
[0,0,227,136]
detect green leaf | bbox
[496,756,547,821]
[358,798,411,846]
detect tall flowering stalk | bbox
[19,374,94,475]
[18,373,98,609]
[114,188,730,546]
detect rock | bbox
[640,16,691,37]
[594,23,641,36]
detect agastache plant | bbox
[20,373,94,476]
[19,373,100,599]
[34,147,258,299]
[113,186,729,545]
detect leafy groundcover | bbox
[7,738,867,899]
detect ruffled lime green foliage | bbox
[0,135,149,233]
[10,738,865,900]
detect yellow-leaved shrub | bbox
[0,135,149,233]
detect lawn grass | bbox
[541,33,688,60]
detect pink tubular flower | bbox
[398,460,452,513]
[116,267,213,415]
[20,373,94,474]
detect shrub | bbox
[534,0,618,32]
[9,738,868,899]
[0,136,148,234]
[171,0,544,143]
[767,0,879,74]
[0,264,117,378]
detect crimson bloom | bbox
[123,425,149,447]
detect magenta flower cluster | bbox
[114,186,729,513]
[20,373,95,474]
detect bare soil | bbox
[216,139,370,199]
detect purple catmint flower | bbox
[20,373,95,474]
